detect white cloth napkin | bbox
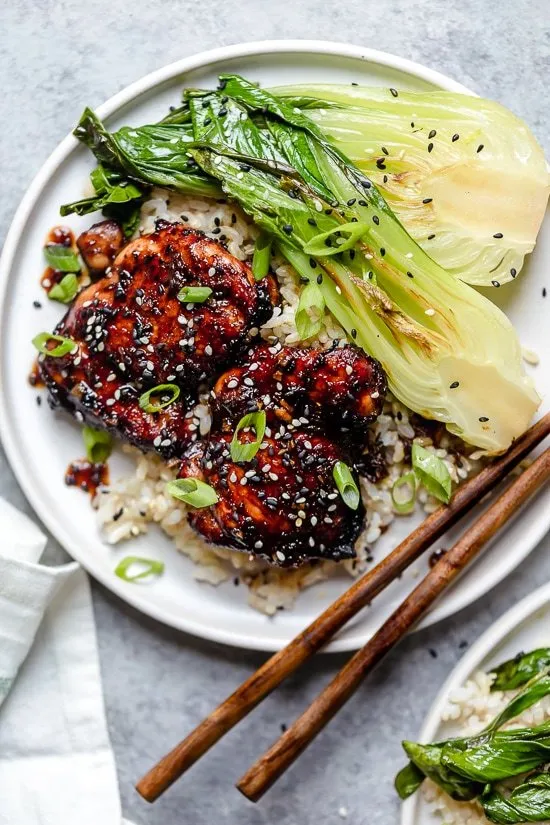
[0,498,134,825]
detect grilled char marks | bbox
[39,223,279,457]
[181,432,363,567]
[180,340,386,566]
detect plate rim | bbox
[401,580,550,825]
[0,39,547,652]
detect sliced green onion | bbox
[177,286,213,303]
[333,461,361,510]
[165,478,219,508]
[303,221,370,257]
[252,232,271,281]
[411,443,452,504]
[82,426,113,464]
[138,383,180,413]
[391,471,417,514]
[32,332,77,357]
[44,244,81,272]
[114,556,165,583]
[295,281,325,340]
[48,273,79,304]
[230,410,267,462]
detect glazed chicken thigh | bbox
[39,222,278,457]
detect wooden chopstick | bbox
[237,446,550,801]
[136,412,550,803]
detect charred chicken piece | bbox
[212,340,386,445]
[76,219,125,273]
[180,431,364,566]
[40,222,279,457]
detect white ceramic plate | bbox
[401,581,550,825]
[0,41,548,652]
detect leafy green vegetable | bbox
[230,411,266,463]
[48,273,79,304]
[411,443,452,503]
[333,461,361,510]
[67,76,541,453]
[32,332,77,357]
[165,478,219,508]
[490,649,550,692]
[82,426,112,464]
[394,761,426,800]
[114,556,165,583]
[275,83,550,287]
[252,232,272,281]
[295,281,325,340]
[481,772,550,824]
[44,244,80,272]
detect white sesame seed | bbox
[240,477,248,486]
[406,252,413,259]
[276,550,286,561]
[328,493,338,500]
[372,391,379,399]
[249,363,259,371]
[310,516,318,526]
[254,540,263,549]
[97,342,105,352]
[178,315,187,325]
[227,379,239,389]
[292,418,301,427]
[324,517,333,524]
[147,345,155,353]
[262,464,271,473]
[161,438,172,447]
[205,344,213,356]
[106,398,115,406]
[245,469,255,478]
[309,537,315,547]
[269,473,279,481]
[295,518,303,527]
[298,509,306,518]
[345,365,353,375]
[153,436,162,447]
[425,308,435,316]
[208,266,216,276]
[230,472,237,483]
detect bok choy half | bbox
[63,74,541,454]
[274,84,550,287]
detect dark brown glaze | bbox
[39,222,279,458]
[47,226,74,247]
[180,431,364,567]
[65,459,109,496]
[212,340,386,447]
[77,219,125,274]
[41,267,65,294]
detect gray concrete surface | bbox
[1,2,549,823]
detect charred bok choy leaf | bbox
[66,74,540,453]
[396,665,550,823]
[274,83,550,287]
[490,649,550,692]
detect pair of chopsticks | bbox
[137,412,550,804]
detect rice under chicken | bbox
[93,189,482,615]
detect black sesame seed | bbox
[452,133,459,142]
[543,287,547,298]
[372,215,380,225]
[231,213,237,224]
[510,268,517,278]
[407,271,414,278]
[36,395,42,406]
[390,88,398,97]
[203,117,212,126]
[450,381,460,389]
[410,122,415,128]
[491,280,501,287]
[493,232,503,239]
[211,227,221,235]
[429,649,438,659]
[307,218,317,226]
[316,274,323,285]
[33,300,42,309]
[428,129,437,139]
[358,199,368,207]
[427,233,436,240]
[324,208,333,215]
[349,249,356,260]
[214,217,221,227]
[381,146,389,156]
[383,174,388,183]
[351,82,358,86]
[477,144,484,153]
[346,197,356,206]
[217,78,227,90]
[218,106,228,116]
[422,198,433,204]
[350,328,357,339]
[380,248,386,257]
[428,142,434,153]
[376,158,386,170]
[459,640,469,650]
[309,258,317,268]
[282,224,293,235]
[479,416,489,422]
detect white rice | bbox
[422,669,550,824]
[93,189,481,615]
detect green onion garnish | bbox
[138,383,180,413]
[391,471,417,514]
[252,232,271,281]
[165,478,219,508]
[48,273,79,304]
[303,221,370,257]
[32,332,77,357]
[333,461,361,510]
[82,426,113,464]
[411,443,452,504]
[44,244,81,272]
[114,556,165,583]
[230,410,267,462]
[177,286,213,303]
[295,281,326,341]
